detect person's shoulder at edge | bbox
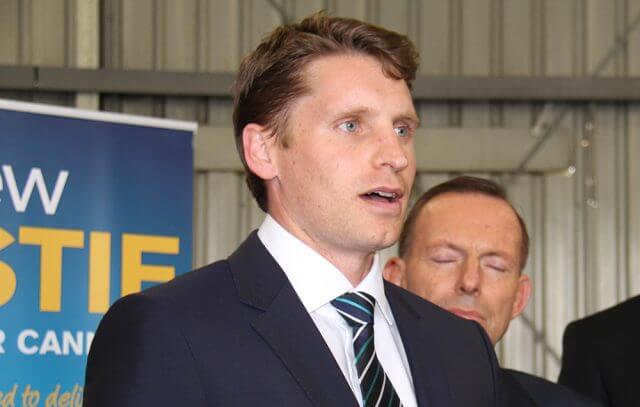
[505,369,604,407]
[83,261,234,406]
[566,294,640,334]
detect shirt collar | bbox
[257,215,394,325]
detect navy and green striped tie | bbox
[331,291,402,407]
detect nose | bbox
[457,259,481,296]
[373,127,411,172]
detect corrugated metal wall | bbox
[2,0,640,381]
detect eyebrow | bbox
[482,250,507,257]
[330,106,420,127]
[397,114,420,127]
[425,242,464,253]
[331,107,371,118]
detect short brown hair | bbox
[398,176,530,271]
[232,12,419,212]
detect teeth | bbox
[372,191,397,199]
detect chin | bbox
[371,229,400,250]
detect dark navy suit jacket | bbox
[84,232,517,406]
[559,296,640,407]
[505,369,603,407]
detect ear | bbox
[383,257,407,289]
[242,123,278,181]
[510,274,531,319]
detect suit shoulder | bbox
[566,295,640,339]
[100,260,238,334]
[385,282,482,333]
[141,260,234,303]
[505,369,603,407]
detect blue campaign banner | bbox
[0,99,195,405]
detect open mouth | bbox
[361,189,402,203]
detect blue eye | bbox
[339,121,359,133]
[395,126,409,137]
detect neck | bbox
[321,249,376,287]
[268,212,376,287]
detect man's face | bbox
[267,54,418,261]
[390,193,530,344]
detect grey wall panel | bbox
[201,172,241,264]
[417,0,450,75]
[193,173,208,268]
[544,173,577,379]
[586,0,617,76]
[28,0,70,66]
[162,0,198,71]
[544,0,579,76]
[502,103,535,127]
[240,0,283,57]
[628,103,640,296]
[193,171,263,268]
[377,0,416,38]
[331,0,368,20]
[502,0,534,76]
[630,0,640,75]
[462,0,492,76]
[5,0,640,78]
[121,0,156,69]
[237,177,265,239]
[289,0,326,22]
[529,175,547,376]
[0,90,74,106]
[206,97,234,124]
[462,102,491,126]
[163,96,201,122]
[417,101,451,127]
[0,0,75,67]
[204,0,241,71]
[593,105,625,309]
[0,0,20,64]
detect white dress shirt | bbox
[258,215,417,407]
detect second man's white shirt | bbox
[258,215,417,407]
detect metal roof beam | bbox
[2,66,640,101]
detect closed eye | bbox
[483,260,508,272]
[431,258,456,264]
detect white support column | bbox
[74,0,99,110]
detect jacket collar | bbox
[385,282,453,406]
[228,231,359,406]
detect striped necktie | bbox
[331,291,402,407]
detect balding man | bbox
[384,176,602,407]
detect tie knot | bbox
[331,291,376,327]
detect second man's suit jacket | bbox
[84,231,523,406]
[505,369,603,407]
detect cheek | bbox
[486,286,519,323]
[402,155,416,184]
[406,271,450,301]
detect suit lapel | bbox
[386,282,453,407]
[228,232,358,407]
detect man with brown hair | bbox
[384,175,602,406]
[85,15,506,406]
